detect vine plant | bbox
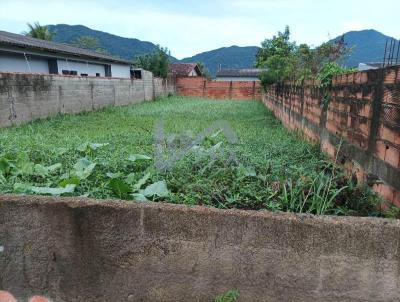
[316,62,356,108]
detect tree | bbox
[72,36,107,54]
[134,45,170,78]
[256,26,351,89]
[196,61,211,79]
[23,22,54,41]
[256,26,297,84]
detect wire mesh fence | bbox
[382,86,400,130]
[383,38,400,67]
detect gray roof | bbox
[359,62,383,68]
[0,30,131,65]
[216,68,265,77]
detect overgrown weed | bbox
[0,97,392,218]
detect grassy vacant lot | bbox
[0,96,390,217]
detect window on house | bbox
[96,73,100,77]
[131,69,142,79]
[81,73,88,77]
[62,70,78,75]
[104,65,112,77]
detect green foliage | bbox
[14,183,76,196]
[214,290,240,302]
[23,22,54,41]
[73,158,96,180]
[256,26,296,85]
[0,97,387,217]
[256,26,350,88]
[259,71,277,91]
[128,154,152,162]
[109,178,131,198]
[72,36,107,54]
[317,63,356,108]
[317,62,355,89]
[134,45,171,78]
[196,61,211,79]
[143,180,169,198]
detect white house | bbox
[0,30,132,78]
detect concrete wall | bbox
[56,59,105,77]
[0,52,49,74]
[176,77,261,100]
[0,71,175,128]
[0,194,399,302]
[262,65,400,206]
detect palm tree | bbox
[196,61,211,79]
[23,22,54,41]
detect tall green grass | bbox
[0,96,390,217]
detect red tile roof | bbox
[169,63,201,76]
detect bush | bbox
[256,26,351,86]
[260,71,277,91]
[214,290,239,302]
[134,45,170,78]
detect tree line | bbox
[255,26,354,89]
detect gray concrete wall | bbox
[0,194,399,302]
[0,72,175,128]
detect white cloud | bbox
[342,21,370,33]
[0,0,270,58]
[0,0,399,58]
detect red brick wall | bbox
[176,77,261,100]
[263,66,400,206]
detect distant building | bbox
[216,68,264,81]
[169,63,202,77]
[0,30,132,78]
[358,62,383,71]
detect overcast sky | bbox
[0,0,399,59]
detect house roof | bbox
[169,63,201,76]
[358,62,383,68]
[0,30,131,65]
[216,68,265,77]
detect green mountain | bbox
[48,24,177,61]
[331,29,398,67]
[182,30,398,76]
[180,46,259,77]
[47,25,398,75]
[49,24,258,76]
